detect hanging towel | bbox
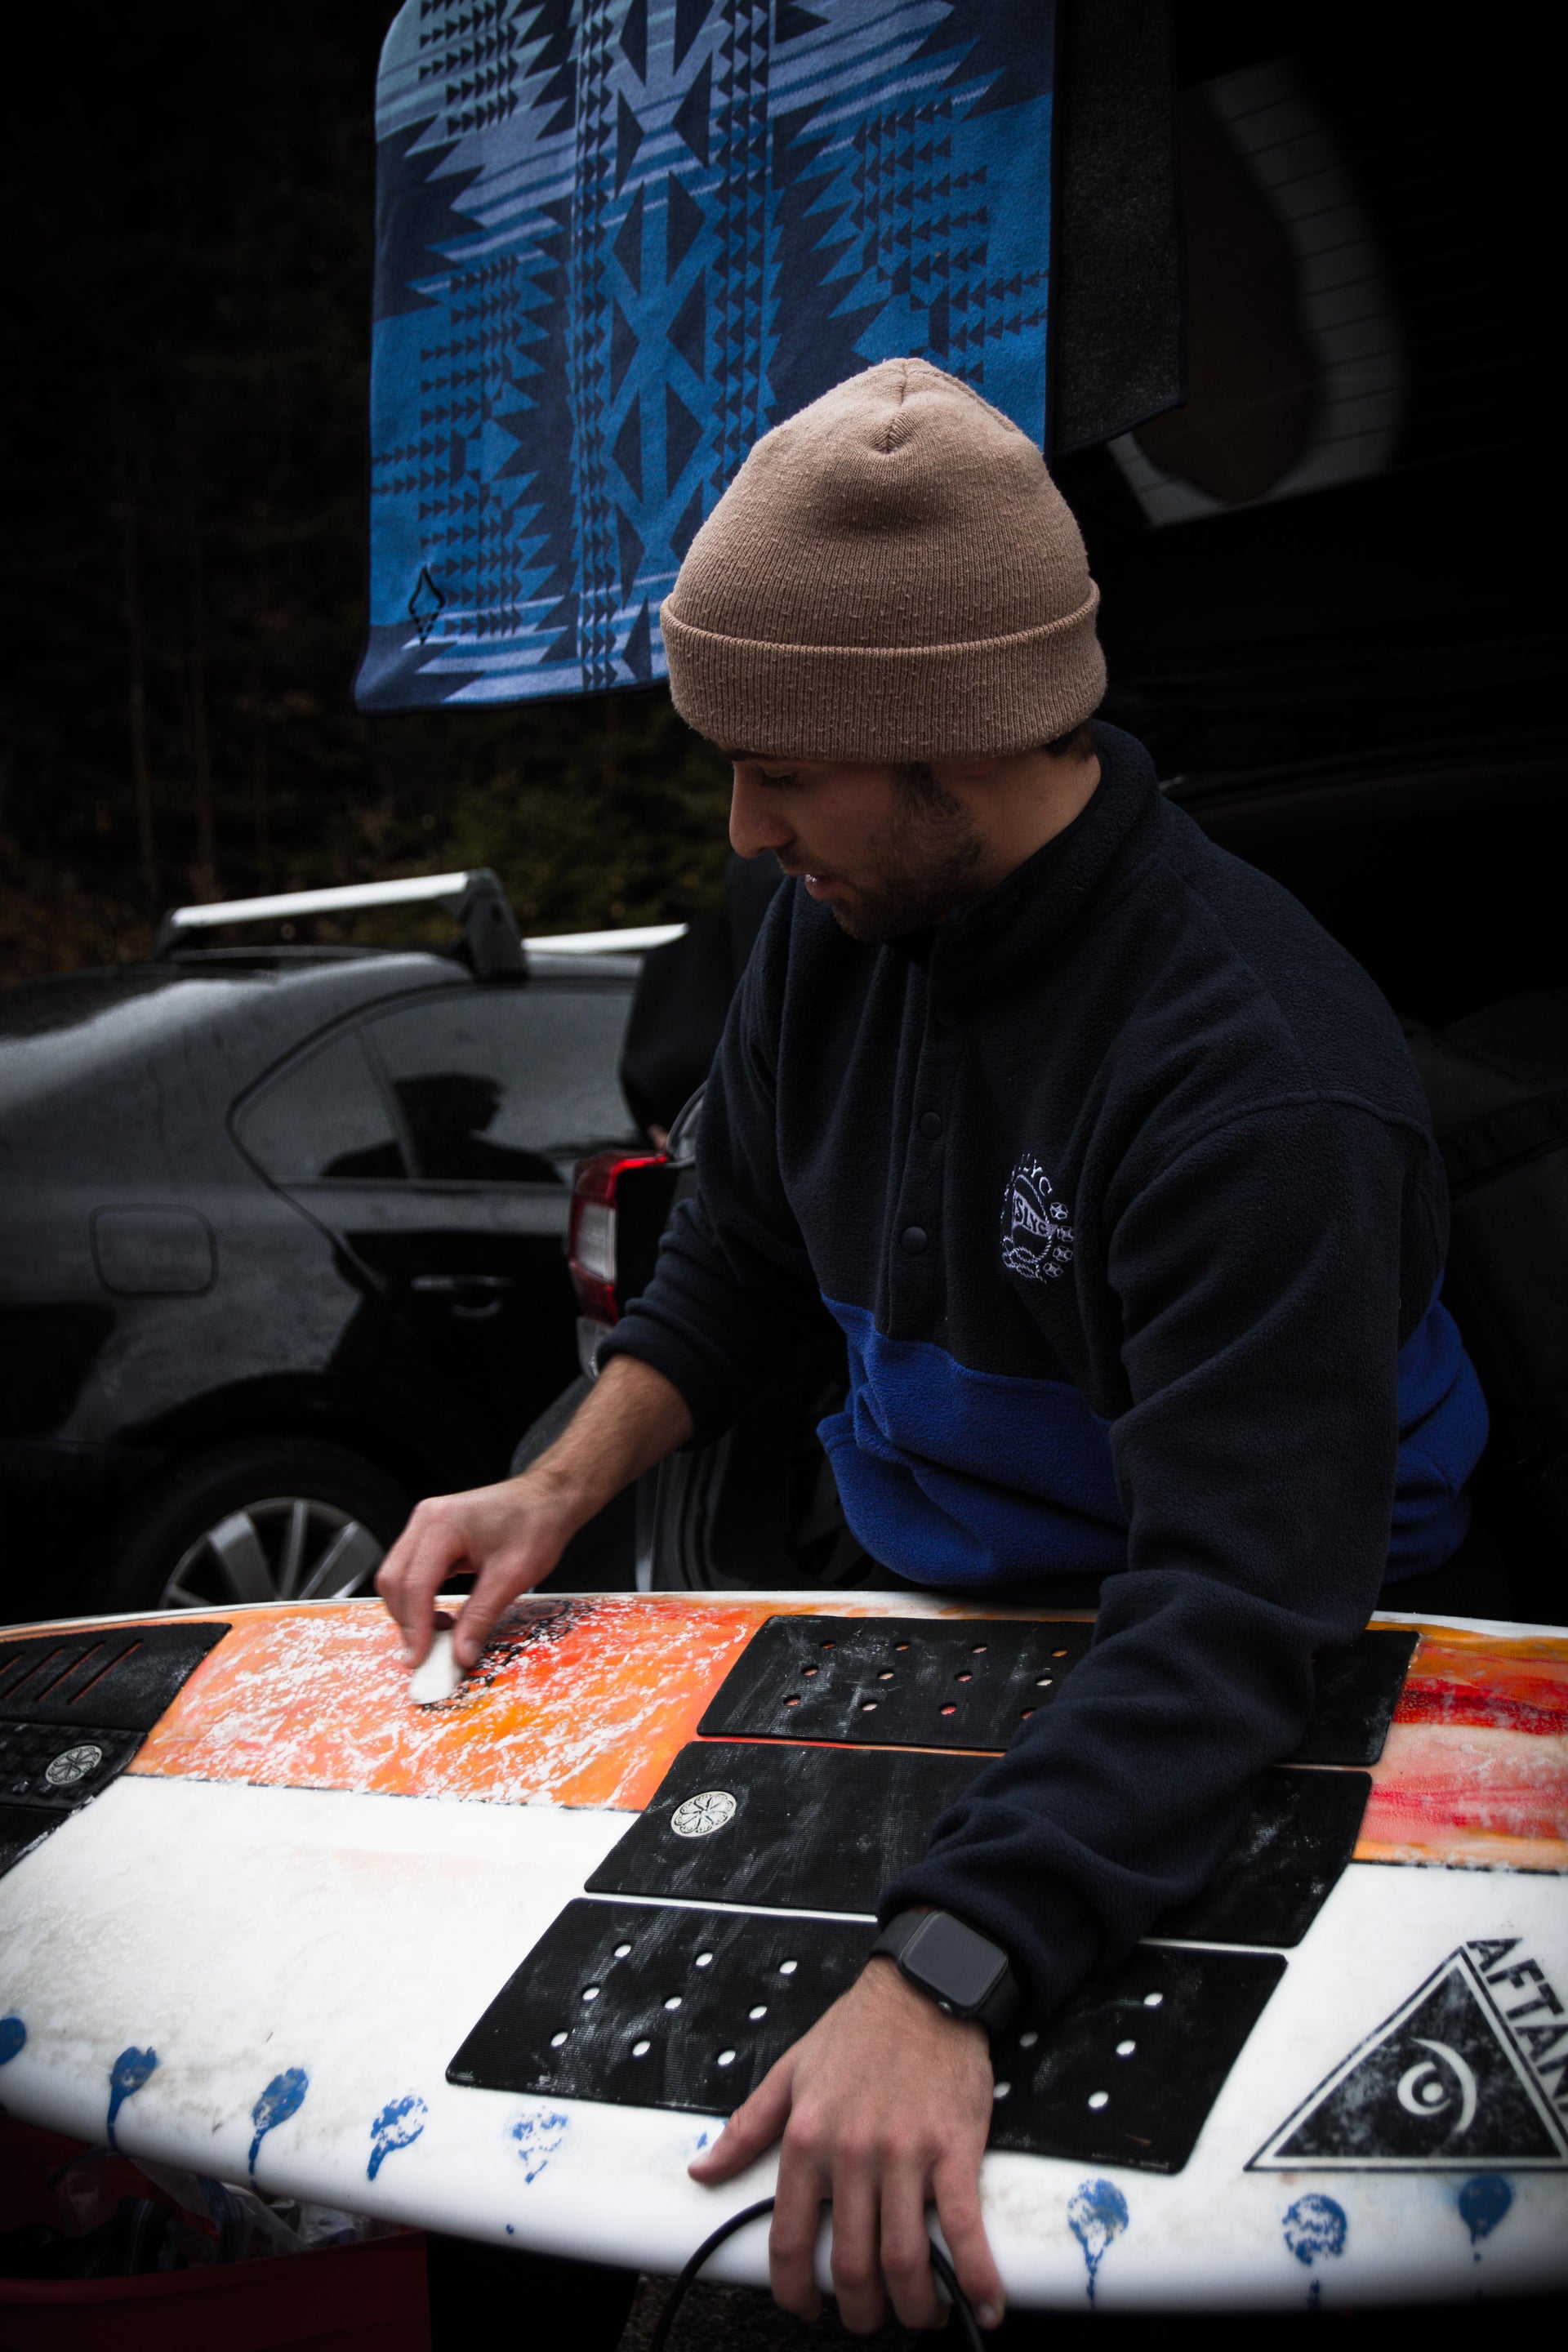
[356,0,1058,712]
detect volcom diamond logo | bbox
[1250,1941,1568,2172]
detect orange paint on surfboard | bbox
[120,1599,1568,1871]
[129,1596,776,1812]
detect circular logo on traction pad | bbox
[44,1744,105,1788]
[670,1789,737,1838]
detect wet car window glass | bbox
[368,987,637,1182]
[235,1031,407,1182]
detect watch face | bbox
[903,1912,1007,2013]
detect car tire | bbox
[99,1439,412,1615]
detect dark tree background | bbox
[2,2,732,979]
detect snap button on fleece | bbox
[919,1111,942,1140]
[900,1226,929,1254]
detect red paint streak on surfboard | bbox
[1356,1625,1568,1870]
[1389,1639,1568,1735]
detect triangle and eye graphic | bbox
[1250,1941,1568,2172]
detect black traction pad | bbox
[0,1621,229,1730]
[448,1900,866,2117]
[0,1719,143,1812]
[699,1616,1416,1766]
[589,1740,1370,1949]
[1290,1629,1419,1766]
[987,1940,1286,2171]
[697,1616,1092,1750]
[1151,1767,1371,1948]
[449,1900,1285,2173]
[587,1740,979,1913]
[0,1619,229,1882]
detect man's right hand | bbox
[375,1353,694,1674]
[374,1471,585,1672]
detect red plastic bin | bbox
[0,2120,430,2352]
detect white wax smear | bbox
[409,1628,461,1706]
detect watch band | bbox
[871,1908,1022,2037]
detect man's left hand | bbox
[688,1957,1004,2335]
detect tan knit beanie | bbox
[660,357,1104,760]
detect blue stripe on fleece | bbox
[817,1298,1129,1587]
[1383,1286,1489,1579]
[819,1289,1487,1589]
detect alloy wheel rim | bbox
[161,1494,385,1609]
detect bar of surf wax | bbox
[410,1628,461,1705]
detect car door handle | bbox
[409,1274,516,1321]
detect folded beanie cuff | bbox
[661,582,1106,760]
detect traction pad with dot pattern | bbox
[697,1617,1416,1767]
[448,1900,1285,2173]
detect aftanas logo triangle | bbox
[1250,1941,1568,2172]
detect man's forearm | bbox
[528,1352,694,1527]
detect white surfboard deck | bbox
[0,1591,1563,2312]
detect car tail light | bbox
[567,1151,666,1326]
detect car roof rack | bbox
[523,923,687,955]
[154,872,688,978]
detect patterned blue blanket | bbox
[356,1,1057,712]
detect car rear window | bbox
[235,1031,407,1183]
[365,985,638,1181]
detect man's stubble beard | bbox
[825,764,986,942]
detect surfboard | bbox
[0,1591,1564,2312]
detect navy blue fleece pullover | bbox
[604,724,1486,2012]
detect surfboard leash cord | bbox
[646,2195,986,2351]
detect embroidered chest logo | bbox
[1000,1154,1075,1282]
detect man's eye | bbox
[758,769,798,788]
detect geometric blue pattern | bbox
[356,0,1057,710]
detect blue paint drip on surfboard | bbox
[1459,2174,1512,2258]
[249,2068,308,2175]
[0,2016,24,2065]
[510,2109,569,2185]
[1282,2193,1346,2305]
[1282,2194,1347,2266]
[1067,2179,1128,2305]
[106,2046,158,2148]
[368,2093,427,2180]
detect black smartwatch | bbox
[871,1909,1021,2036]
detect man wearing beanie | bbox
[380,360,1486,2334]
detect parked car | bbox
[0,872,653,1619]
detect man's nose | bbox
[729,773,795,858]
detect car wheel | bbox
[102,1440,412,1614]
